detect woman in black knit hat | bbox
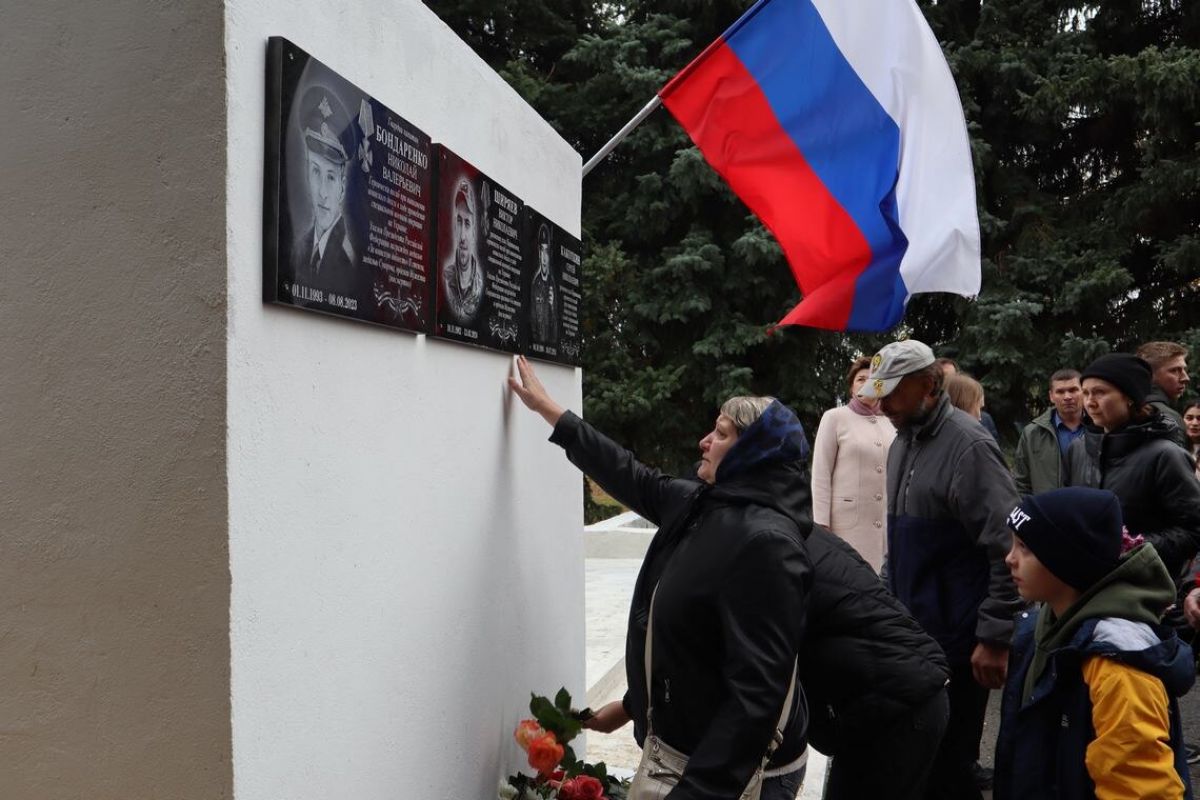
[1065,352,1200,594]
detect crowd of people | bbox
[507,337,1200,800]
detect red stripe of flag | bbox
[659,42,872,330]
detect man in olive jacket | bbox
[1013,369,1085,495]
[861,340,1024,800]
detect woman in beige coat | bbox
[810,356,896,571]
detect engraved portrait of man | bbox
[530,223,558,345]
[441,178,485,325]
[293,86,358,294]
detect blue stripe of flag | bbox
[725,0,909,329]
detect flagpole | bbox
[582,2,774,178]
[582,96,662,177]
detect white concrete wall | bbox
[224,2,585,797]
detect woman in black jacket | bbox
[509,357,810,800]
[1065,353,1200,581]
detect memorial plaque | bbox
[433,147,525,352]
[522,208,582,366]
[263,37,434,332]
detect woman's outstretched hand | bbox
[508,355,566,427]
[581,700,631,734]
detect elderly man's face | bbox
[306,150,346,238]
[880,371,938,430]
[454,198,475,268]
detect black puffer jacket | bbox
[1065,412,1200,578]
[550,409,811,800]
[802,526,950,753]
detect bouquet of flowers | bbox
[499,687,629,800]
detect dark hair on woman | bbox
[847,356,873,394]
[1185,401,1200,414]
[1184,401,1200,440]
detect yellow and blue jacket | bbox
[995,544,1194,800]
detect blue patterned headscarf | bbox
[715,399,810,483]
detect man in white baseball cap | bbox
[857,340,938,417]
[859,339,1021,800]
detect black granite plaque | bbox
[263,37,433,332]
[433,147,525,352]
[522,208,582,366]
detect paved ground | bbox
[584,559,640,692]
[584,536,1200,798]
[582,559,643,779]
[1183,686,1200,789]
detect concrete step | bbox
[585,510,655,559]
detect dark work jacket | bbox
[994,565,1194,800]
[802,526,950,752]
[887,394,1024,663]
[1013,407,1070,495]
[1147,386,1190,450]
[550,411,811,800]
[1065,413,1200,580]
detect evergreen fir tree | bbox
[427,0,1199,467]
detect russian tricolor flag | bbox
[659,0,981,332]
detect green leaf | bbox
[529,693,582,744]
[560,743,580,773]
[554,687,572,712]
[529,693,556,723]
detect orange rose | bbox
[527,732,565,775]
[514,719,545,752]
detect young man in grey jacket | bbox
[1137,341,1190,449]
[860,339,1024,800]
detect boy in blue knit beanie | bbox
[994,487,1194,800]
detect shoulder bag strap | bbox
[763,660,798,764]
[644,584,658,735]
